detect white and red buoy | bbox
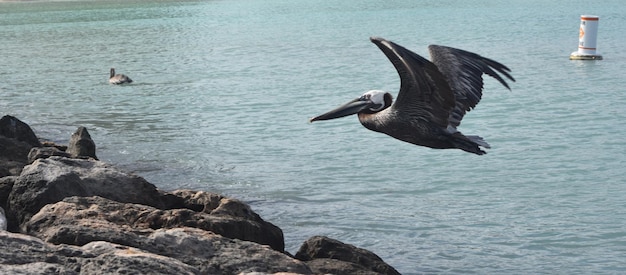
[570,15,603,60]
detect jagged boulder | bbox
[0,116,402,274]
[3,225,308,275]
[83,228,309,274]
[166,189,224,213]
[7,157,165,227]
[25,195,284,252]
[295,236,401,275]
[28,146,71,163]
[0,136,32,177]
[66,126,97,160]
[0,115,41,147]
[0,115,42,177]
[0,176,14,206]
[0,230,199,275]
[7,156,285,251]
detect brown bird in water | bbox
[310,37,515,155]
[109,68,133,84]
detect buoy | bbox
[570,15,602,60]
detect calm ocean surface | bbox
[2,0,626,273]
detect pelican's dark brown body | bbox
[109,68,133,85]
[311,37,515,155]
[358,110,485,154]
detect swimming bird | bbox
[309,37,515,155]
[109,68,133,84]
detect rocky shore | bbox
[0,115,401,275]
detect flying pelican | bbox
[109,68,133,84]
[310,37,515,155]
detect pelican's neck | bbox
[358,109,390,134]
[110,68,115,78]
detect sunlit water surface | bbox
[2,0,626,273]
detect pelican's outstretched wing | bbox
[428,45,515,129]
[370,37,455,129]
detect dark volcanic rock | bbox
[0,116,43,186]
[0,115,41,147]
[0,115,42,176]
[0,177,16,231]
[0,135,33,163]
[295,236,401,275]
[0,176,15,206]
[66,126,97,160]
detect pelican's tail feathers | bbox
[451,133,489,155]
[467,135,491,149]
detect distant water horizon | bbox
[2,0,626,273]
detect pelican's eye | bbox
[370,103,384,111]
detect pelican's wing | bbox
[370,37,455,128]
[428,45,515,129]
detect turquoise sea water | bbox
[2,0,626,273]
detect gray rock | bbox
[0,136,33,177]
[26,195,284,252]
[0,116,41,176]
[8,157,165,227]
[0,176,15,206]
[0,230,199,275]
[295,236,401,275]
[28,146,71,163]
[66,126,97,160]
[0,116,401,274]
[134,228,309,274]
[2,226,308,275]
[304,258,382,275]
[0,230,86,269]
[8,156,284,251]
[0,262,79,275]
[0,206,6,231]
[79,245,198,275]
[0,115,41,147]
[0,177,16,231]
[166,189,224,213]
[0,262,77,275]
[25,196,154,247]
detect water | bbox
[2,0,626,273]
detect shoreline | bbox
[0,115,401,274]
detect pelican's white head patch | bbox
[362,90,387,111]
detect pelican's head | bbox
[110,68,116,78]
[309,90,393,122]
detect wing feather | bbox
[370,37,455,128]
[428,45,515,129]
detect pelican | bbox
[310,37,515,155]
[109,68,133,84]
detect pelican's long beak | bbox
[309,98,373,123]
